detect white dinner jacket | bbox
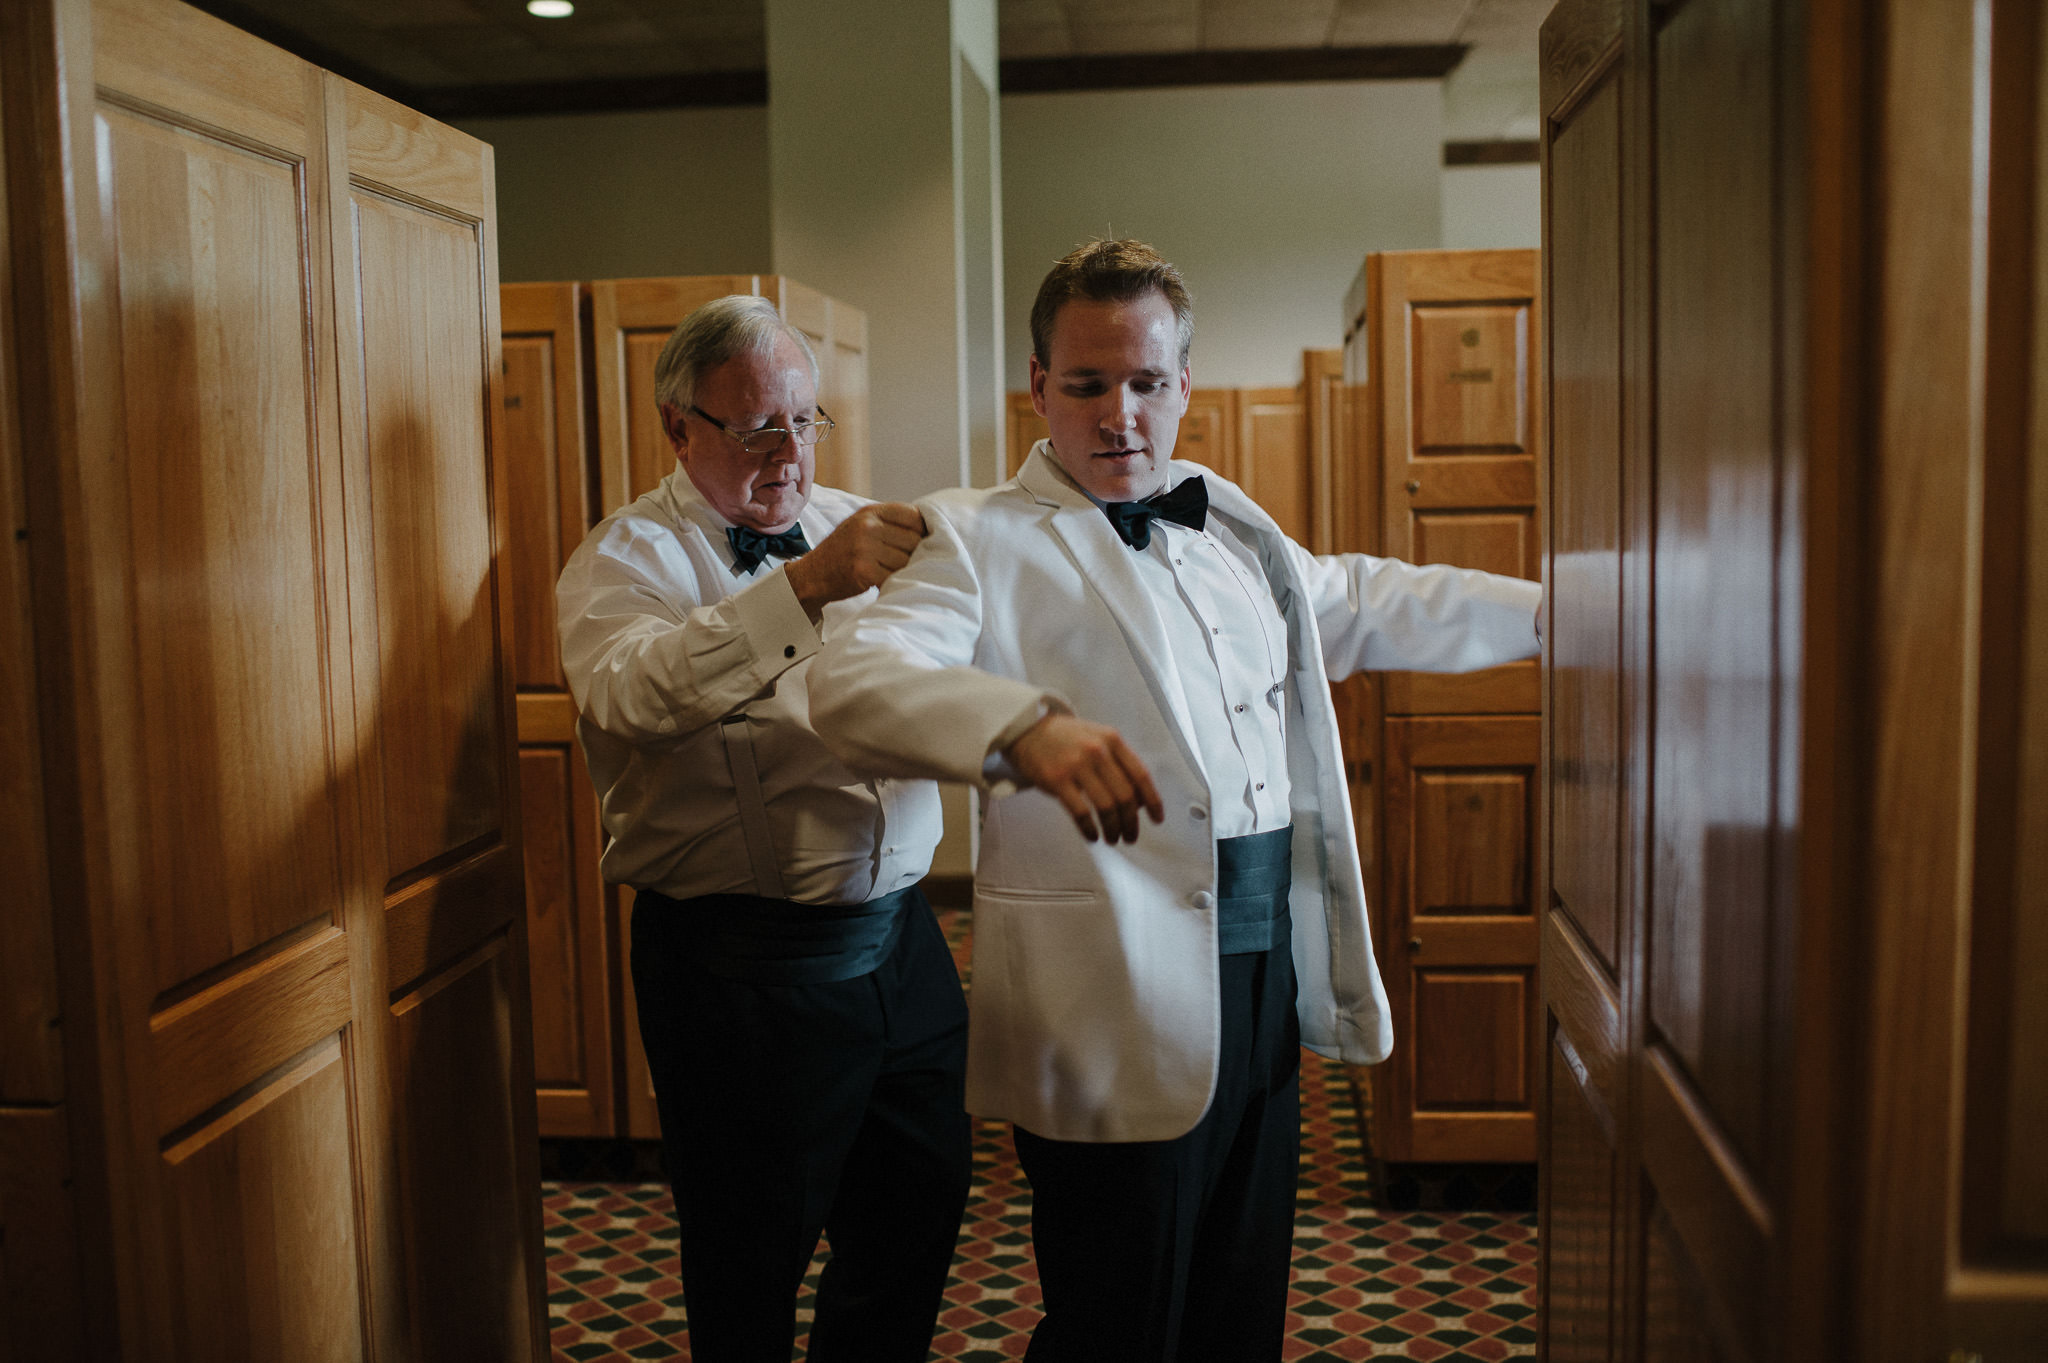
[809,445,1542,1142]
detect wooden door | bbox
[2,0,545,1355]
[1302,347,1345,556]
[1538,1,1628,1356]
[502,282,616,1138]
[1373,248,1540,717]
[1362,246,1543,1167]
[1006,390,1048,475]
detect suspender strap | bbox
[718,715,788,899]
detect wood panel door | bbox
[592,274,869,514]
[501,282,616,1138]
[2,0,544,1355]
[1236,384,1309,542]
[1376,716,1542,1163]
[1371,248,1541,717]
[1538,1,1628,1357]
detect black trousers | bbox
[1014,944,1302,1362]
[630,887,972,1362]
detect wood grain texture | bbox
[1541,1035,1618,1362]
[1540,0,1625,119]
[1546,68,1625,977]
[499,281,586,693]
[1303,348,1343,555]
[1649,0,1778,1177]
[102,102,350,1000]
[1378,714,1541,1162]
[519,745,614,1134]
[148,928,352,1136]
[1236,385,1309,542]
[0,1105,88,1361]
[355,186,504,881]
[615,890,663,1140]
[0,54,64,1103]
[160,1035,364,1363]
[388,939,537,1363]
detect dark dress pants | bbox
[631,888,972,1363]
[1014,942,1302,1362]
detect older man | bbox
[810,240,1543,1360]
[555,295,966,1362]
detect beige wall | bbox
[456,106,772,282]
[1442,163,1541,250]
[1001,80,1444,388]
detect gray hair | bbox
[652,294,821,413]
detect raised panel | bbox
[1414,511,1534,580]
[389,940,538,1362]
[0,1106,87,1359]
[1543,1032,1617,1362]
[820,308,869,495]
[1414,770,1530,915]
[520,747,583,1089]
[103,105,348,997]
[354,190,503,882]
[622,330,673,503]
[1411,304,1529,453]
[1236,386,1307,541]
[161,1036,365,1363]
[1643,1203,1743,1363]
[500,333,565,691]
[1177,388,1238,480]
[1650,0,1778,1175]
[1412,970,1530,1109]
[1548,70,1626,976]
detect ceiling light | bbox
[527,0,574,16]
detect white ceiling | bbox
[204,0,1547,139]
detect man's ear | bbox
[1028,354,1049,418]
[660,402,689,459]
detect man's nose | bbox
[1099,388,1138,432]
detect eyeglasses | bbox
[690,404,835,455]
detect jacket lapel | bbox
[1018,446,1208,787]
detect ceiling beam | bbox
[1000,45,1469,94]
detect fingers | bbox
[1107,734,1165,825]
[871,501,928,536]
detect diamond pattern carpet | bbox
[544,907,1537,1360]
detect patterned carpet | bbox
[543,908,1538,1361]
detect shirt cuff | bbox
[730,565,820,676]
[980,693,1072,798]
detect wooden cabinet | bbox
[502,274,869,1140]
[1,0,547,1356]
[1341,248,1545,1168]
[1535,0,2048,1356]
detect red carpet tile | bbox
[544,908,1536,1361]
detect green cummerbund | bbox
[1215,825,1293,955]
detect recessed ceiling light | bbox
[527,0,574,16]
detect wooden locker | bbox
[1349,246,1544,1169]
[0,0,546,1356]
[1236,384,1310,544]
[591,274,870,515]
[500,283,617,1139]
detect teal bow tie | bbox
[726,523,811,574]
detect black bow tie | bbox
[726,523,811,574]
[1103,476,1208,550]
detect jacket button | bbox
[1191,891,1215,911]
[1189,804,1207,821]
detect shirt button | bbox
[1189,804,1208,821]
[1211,626,1220,635]
[1235,703,1246,713]
[784,644,797,658]
[1191,891,1215,911]
[1255,783,1266,791]
[885,845,896,854]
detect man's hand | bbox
[785,502,928,618]
[1006,713,1165,845]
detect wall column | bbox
[766,0,1005,499]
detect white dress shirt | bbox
[555,468,941,905]
[1058,462,1296,838]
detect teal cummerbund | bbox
[1215,825,1293,956]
